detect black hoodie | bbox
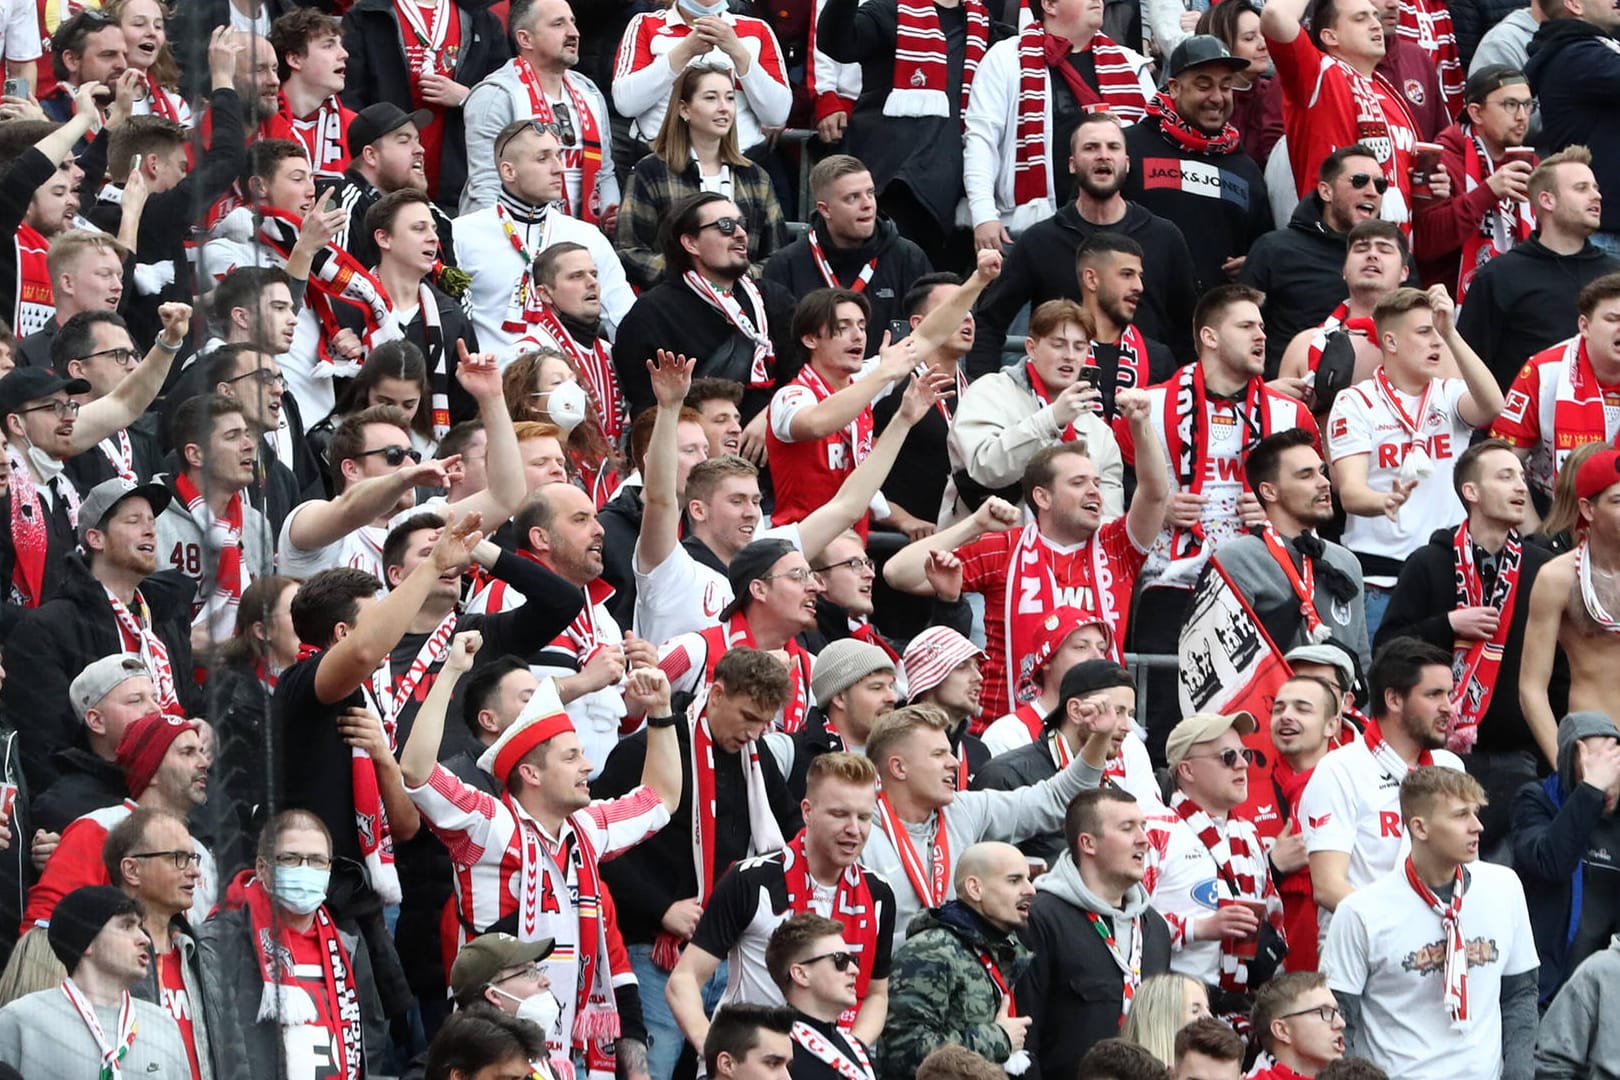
[764,215,933,338]
[1527,19,1620,232]
[1241,195,1364,376]
[966,200,1198,379]
[1455,235,1620,389]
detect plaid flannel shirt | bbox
[615,152,788,288]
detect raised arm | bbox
[780,334,918,443]
[447,343,525,527]
[634,350,696,573]
[314,513,484,703]
[1260,0,1308,42]
[1432,286,1506,429]
[34,82,105,163]
[624,666,682,813]
[72,302,188,450]
[399,630,482,788]
[795,368,957,559]
[286,455,459,552]
[884,496,1020,594]
[1115,388,1170,549]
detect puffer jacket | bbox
[877,900,1033,1080]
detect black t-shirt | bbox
[1089,333,1178,419]
[272,654,368,865]
[873,368,958,524]
[691,847,895,1006]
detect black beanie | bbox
[47,885,141,973]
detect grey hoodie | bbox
[1036,850,1153,973]
[1536,934,1620,1079]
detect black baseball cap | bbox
[0,367,90,418]
[1166,35,1251,79]
[1464,64,1528,107]
[1043,659,1135,728]
[347,102,434,157]
[719,537,799,621]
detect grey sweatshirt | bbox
[0,984,191,1077]
[1035,850,1153,964]
[1536,934,1620,1079]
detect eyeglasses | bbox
[1346,172,1390,195]
[227,367,287,390]
[1185,747,1255,769]
[551,98,576,145]
[761,567,822,586]
[490,962,546,986]
[272,852,333,869]
[355,445,422,466]
[1279,1005,1343,1025]
[698,216,743,237]
[799,951,857,973]
[78,346,140,367]
[812,556,875,574]
[20,399,80,419]
[1495,97,1536,114]
[130,850,203,870]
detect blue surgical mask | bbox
[270,865,331,915]
[677,0,730,19]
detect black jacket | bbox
[63,415,164,497]
[1122,116,1272,294]
[1512,765,1620,1003]
[597,481,642,630]
[1241,195,1365,376]
[1455,235,1620,389]
[30,747,127,834]
[1,556,200,791]
[612,277,799,420]
[592,717,800,944]
[763,215,932,337]
[1375,527,1566,755]
[815,0,1015,228]
[1016,887,1172,1080]
[1450,0,1529,64]
[966,200,1198,379]
[328,166,460,272]
[204,660,275,877]
[339,0,510,213]
[1526,19,1620,231]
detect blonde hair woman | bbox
[617,62,785,288]
[1121,973,1210,1066]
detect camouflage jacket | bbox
[876,900,1034,1080]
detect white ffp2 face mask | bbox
[493,985,563,1034]
[544,378,589,435]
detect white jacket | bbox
[947,363,1126,522]
[451,200,633,365]
[962,35,1154,234]
[460,62,620,217]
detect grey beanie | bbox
[810,639,895,704]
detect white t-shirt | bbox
[1327,375,1472,584]
[631,523,802,648]
[277,502,388,581]
[0,0,41,64]
[1322,860,1537,1080]
[1298,735,1464,946]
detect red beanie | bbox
[115,713,198,797]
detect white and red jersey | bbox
[406,765,668,1057]
[157,948,202,1080]
[612,7,791,152]
[1491,336,1618,498]
[1118,375,1315,590]
[766,362,877,538]
[632,523,803,648]
[1298,723,1463,948]
[1270,26,1418,225]
[956,518,1147,717]
[659,612,817,733]
[1327,373,1471,583]
[1141,804,1284,985]
[468,572,627,776]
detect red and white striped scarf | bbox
[13,223,54,336]
[383,281,451,440]
[255,208,392,370]
[1171,790,1262,991]
[1403,856,1469,1022]
[1397,0,1464,117]
[792,1022,874,1080]
[1457,129,1534,305]
[1162,364,1272,562]
[1002,522,1119,710]
[692,613,814,733]
[107,587,180,714]
[6,443,75,609]
[1014,28,1146,205]
[174,472,245,642]
[1307,301,1350,375]
[651,699,785,969]
[513,58,605,225]
[783,832,879,1030]
[526,302,628,447]
[885,0,990,121]
[683,272,775,389]
[1448,522,1521,753]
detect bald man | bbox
[877,843,1036,1080]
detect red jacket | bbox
[1414,123,1536,290]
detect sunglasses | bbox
[356,445,422,466]
[698,216,743,237]
[1346,172,1390,195]
[800,951,857,973]
[1186,747,1256,769]
[551,98,577,146]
